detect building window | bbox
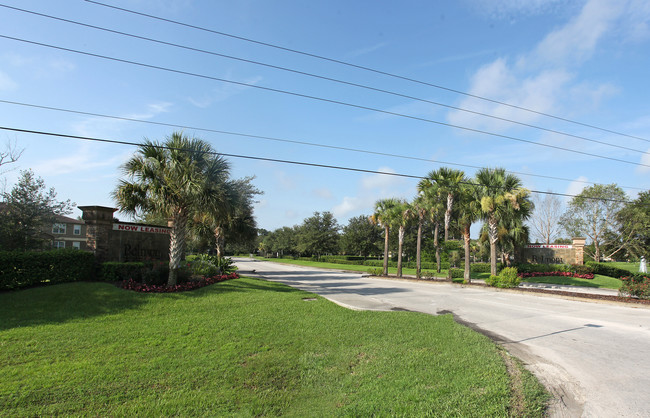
[72,241,81,250]
[54,241,66,249]
[53,223,66,234]
[73,224,82,235]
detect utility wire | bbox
[1,34,648,170]
[0,125,633,204]
[84,0,650,145]
[1,98,646,192]
[1,4,645,155]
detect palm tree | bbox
[455,180,481,283]
[394,200,411,278]
[418,177,445,273]
[113,132,231,286]
[370,198,401,276]
[426,167,465,241]
[408,196,431,279]
[475,167,530,276]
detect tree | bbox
[0,170,73,251]
[418,177,446,273]
[370,198,401,276]
[295,212,340,259]
[113,132,231,286]
[455,181,481,283]
[529,193,563,244]
[425,167,465,241]
[340,215,382,257]
[475,167,530,276]
[614,191,650,259]
[408,196,431,279]
[191,176,262,257]
[559,184,629,262]
[393,200,411,278]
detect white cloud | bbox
[532,0,623,66]
[31,144,129,176]
[360,167,404,190]
[565,176,588,200]
[448,0,640,134]
[71,101,173,137]
[345,42,390,59]
[464,0,573,20]
[0,71,18,91]
[274,170,296,190]
[332,167,411,218]
[312,188,333,199]
[188,75,263,108]
[637,148,650,174]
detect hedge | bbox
[0,249,96,291]
[586,262,631,279]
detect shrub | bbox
[121,272,239,293]
[619,274,650,299]
[573,265,594,275]
[485,267,520,288]
[485,275,499,287]
[470,263,504,273]
[448,268,464,279]
[367,268,383,276]
[421,270,436,280]
[586,262,631,279]
[100,262,146,282]
[0,249,95,291]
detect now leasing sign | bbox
[113,223,171,234]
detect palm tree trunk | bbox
[214,225,225,258]
[397,225,405,277]
[383,225,389,276]
[416,217,423,279]
[445,193,453,241]
[463,224,471,283]
[434,222,441,273]
[168,211,188,286]
[488,217,498,276]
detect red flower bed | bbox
[518,271,595,280]
[121,273,239,293]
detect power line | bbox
[84,0,650,145]
[1,3,645,155]
[1,98,646,192]
[2,34,648,170]
[0,126,634,204]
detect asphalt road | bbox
[234,258,650,417]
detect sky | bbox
[0,0,648,235]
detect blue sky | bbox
[0,0,648,234]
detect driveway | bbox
[234,258,650,417]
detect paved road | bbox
[234,258,650,417]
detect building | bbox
[46,214,88,250]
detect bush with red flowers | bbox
[619,274,650,299]
[120,272,239,293]
[518,271,595,280]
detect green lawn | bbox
[519,274,622,290]
[0,279,547,416]
[256,256,450,279]
[606,261,643,274]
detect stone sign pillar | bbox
[572,237,586,265]
[79,206,117,262]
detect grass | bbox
[0,278,548,416]
[518,274,622,290]
[606,261,643,274]
[256,256,451,279]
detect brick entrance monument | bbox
[521,237,586,265]
[80,206,170,263]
